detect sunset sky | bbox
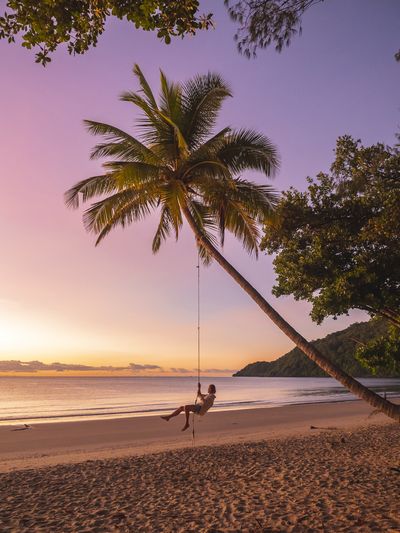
[0,0,399,375]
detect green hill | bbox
[234,321,399,378]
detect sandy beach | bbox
[0,399,397,472]
[1,401,399,531]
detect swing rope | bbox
[197,247,201,385]
[192,248,201,444]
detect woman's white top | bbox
[198,393,216,416]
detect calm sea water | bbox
[0,376,399,426]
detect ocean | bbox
[0,376,399,425]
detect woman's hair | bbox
[209,384,216,394]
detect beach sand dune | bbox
[0,423,399,532]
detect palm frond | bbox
[82,181,161,242]
[197,241,213,265]
[119,91,161,125]
[159,69,183,124]
[180,127,232,182]
[158,180,188,236]
[190,199,219,235]
[187,199,219,265]
[156,111,189,158]
[120,89,181,155]
[198,177,279,255]
[65,174,117,209]
[85,120,160,164]
[217,129,280,176]
[188,127,231,159]
[152,206,173,253]
[132,64,158,109]
[102,161,168,187]
[224,203,261,257]
[207,181,261,255]
[230,179,279,221]
[121,84,187,162]
[183,161,231,185]
[119,91,171,150]
[182,73,232,147]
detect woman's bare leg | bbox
[161,405,184,421]
[182,405,195,432]
[161,404,196,431]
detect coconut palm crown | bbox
[65,65,279,262]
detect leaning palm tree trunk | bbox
[67,65,400,423]
[183,206,400,423]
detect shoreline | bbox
[1,398,398,473]
[2,393,399,427]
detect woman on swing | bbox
[161,383,216,431]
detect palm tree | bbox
[66,65,400,422]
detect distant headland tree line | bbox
[235,320,400,378]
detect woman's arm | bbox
[197,382,205,400]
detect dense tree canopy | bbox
[1,1,398,64]
[0,1,212,65]
[355,323,400,376]
[261,135,400,328]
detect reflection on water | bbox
[0,376,399,425]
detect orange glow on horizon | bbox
[0,297,289,374]
[0,370,235,378]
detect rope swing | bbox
[197,248,201,385]
[192,248,201,444]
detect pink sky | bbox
[0,0,399,374]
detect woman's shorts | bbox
[193,404,201,414]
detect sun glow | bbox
[0,300,123,359]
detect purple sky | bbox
[0,0,399,374]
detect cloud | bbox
[203,368,237,374]
[155,367,237,374]
[0,360,129,373]
[129,363,163,372]
[0,360,236,374]
[169,367,192,374]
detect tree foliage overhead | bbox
[225,0,321,58]
[2,1,398,65]
[261,135,400,328]
[0,1,213,65]
[225,0,400,61]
